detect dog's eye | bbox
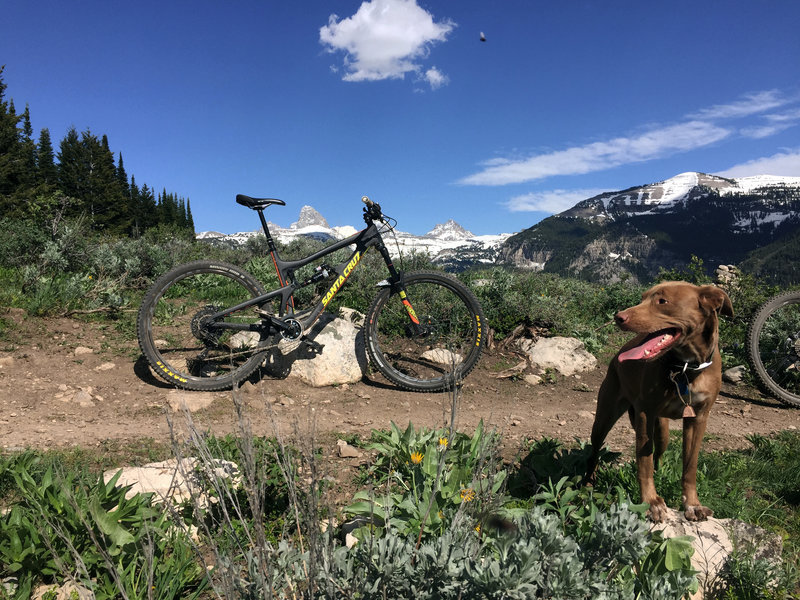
[658,298,668,304]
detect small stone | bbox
[74,346,94,356]
[74,390,95,408]
[94,362,116,371]
[723,365,746,384]
[167,391,214,413]
[524,374,542,385]
[337,440,362,458]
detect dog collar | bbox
[679,359,713,373]
[669,353,714,418]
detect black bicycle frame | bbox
[207,208,414,337]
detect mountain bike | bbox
[137,195,485,392]
[746,289,800,408]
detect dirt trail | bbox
[1,309,798,460]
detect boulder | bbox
[723,365,746,385]
[518,336,597,377]
[104,457,239,507]
[652,508,783,599]
[286,312,367,387]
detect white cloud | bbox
[423,66,448,90]
[716,149,800,178]
[688,90,786,120]
[765,107,800,123]
[740,123,795,139]
[460,121,730,185]
[319,0,454,86]
[505,189,608,213]
[741,106,800,138]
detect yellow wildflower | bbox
[410,451,424,464]
[460,488,476,502]
[438,437,448,450]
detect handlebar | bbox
[362,195,384,223]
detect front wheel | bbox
[746,290,800,408]
[137,260,269,391]
[365,271,485,392]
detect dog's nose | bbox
[614,310,629,326]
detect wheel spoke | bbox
[138,262,268,390]
[366,272,484,391]
[749,293,800,406]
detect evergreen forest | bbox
[0,66,194,236]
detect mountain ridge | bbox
[197,172,800,282]
[501,171,800,284]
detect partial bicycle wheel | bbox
[137,260,269,391]
[746,290,800,407]
[365,271,485,392]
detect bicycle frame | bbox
[206,207,418,339]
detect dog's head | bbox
[615,281,733,363]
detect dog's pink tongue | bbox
[618,330,677,362]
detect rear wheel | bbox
[137,261,269,391]
[746,290,800,408]
[365,271,485,392]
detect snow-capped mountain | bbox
[197,205,512,269]
[500,172,800,283]
[565,172,800,220]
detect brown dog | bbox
[585,281,733,522]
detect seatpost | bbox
[256,209,279,252]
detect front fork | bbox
[375,240,423,332]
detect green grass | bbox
[591,430,800,556]
[2,429,799,598]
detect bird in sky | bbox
[480,31,486,42]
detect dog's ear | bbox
[698,285,734,317]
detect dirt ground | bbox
[1,308,799,465]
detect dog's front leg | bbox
[634,410,669,522]
[681,412,713,521]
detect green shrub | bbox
[0,452,205,598]
[346,420,506,539]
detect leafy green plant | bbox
[0,453,205,598]
[346,421,506,539]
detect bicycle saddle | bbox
[236,194,286,210]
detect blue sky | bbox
[3,0,799,235]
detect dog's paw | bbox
[646,497,669,523]
[684,504,713,521]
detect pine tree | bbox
[17,104,37,193]
[57,126,86,210]
[138,183,157,230]
[186,198,195,232]
[0,67,25,212]
[36,128,57,186]
[116,152,129,198]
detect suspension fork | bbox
[375,239,421,328]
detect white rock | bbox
[287,313,367,387]
[652,508,782,599]
[421,348,463,366]
[518,336,597,377]
[167,390,214,412]
[104,458,239,508]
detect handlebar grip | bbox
[361,195,373,207]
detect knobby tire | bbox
[746,290,800,408]
[137,260,268,391]
[365,271,485,392]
